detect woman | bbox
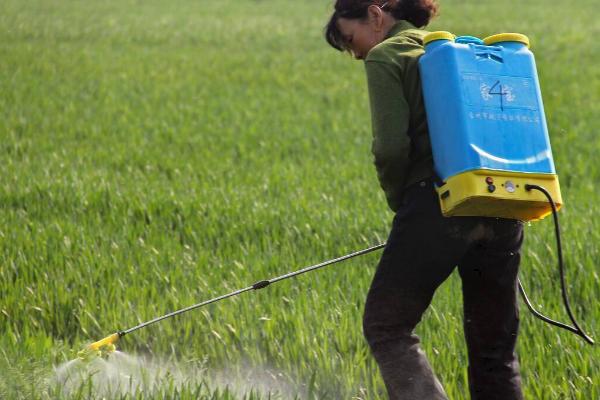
[325,1,524,399]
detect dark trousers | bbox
[364,179,524,400]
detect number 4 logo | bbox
[488,80,516,110]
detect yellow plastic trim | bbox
[423,31,456,46]
[483,33,530,48]
[436,170,562,221]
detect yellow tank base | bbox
[436,170,562,221]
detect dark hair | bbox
[325,0,439,51]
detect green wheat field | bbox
[1,0,598,398]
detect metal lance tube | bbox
[85,243,387,350]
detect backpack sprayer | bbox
[80,31,594,360]
[418,31,593,344]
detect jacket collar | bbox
[385,20,417,39]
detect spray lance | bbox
[79,243,386,359]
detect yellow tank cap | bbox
[483,33,530,48]
[423,31,456,46]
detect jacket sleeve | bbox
[365,59,411,210]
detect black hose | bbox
[520,184,594,345]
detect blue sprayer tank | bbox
[418,32,562,221]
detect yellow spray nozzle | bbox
[77,332,120,361]
[88,332,120,351]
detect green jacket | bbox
[365,20,434,212]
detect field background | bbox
[1,0,598,398]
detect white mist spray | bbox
[53,351,302,399]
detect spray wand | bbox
[79,243,386,359]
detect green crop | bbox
[1,0,598,399]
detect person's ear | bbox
[367,4,384,32]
